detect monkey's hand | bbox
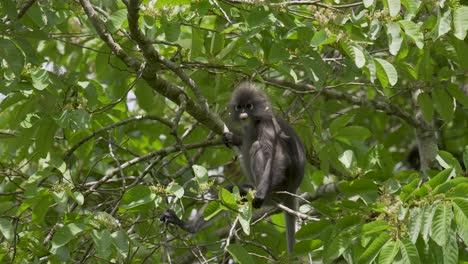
[222,132,236,147]
[252,190,268,208]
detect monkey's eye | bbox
[235,105,241,111]
[246,103,253,109]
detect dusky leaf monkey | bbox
[223,82,306,254]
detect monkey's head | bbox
[229,82,273,123]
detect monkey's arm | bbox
[222,131,242,147]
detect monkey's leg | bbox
[250,142,271,208]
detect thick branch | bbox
[126,0,209,111]
[78,0,225,135]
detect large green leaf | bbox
[416,92,433,122]
[226,244,255,264]
[120,185,156,211]
[453,6,468,40]
[378,240,400,264]
[386,22,403,55]
[399,238,421,264]
[0,218,14,243]
[341,41,366,68]
[398,20,424,49]
[0,39,24,79]
[385,0,401,17]
[358,232,391,264]
[374,58,398,87]
[430,204,453,246]
[432,87,454,123]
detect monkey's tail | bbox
[284,195,296,255]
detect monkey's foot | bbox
[160,209,187,230]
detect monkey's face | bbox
[231,100,271,124]
[229,84,272,123]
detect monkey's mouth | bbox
[239,113,248,120]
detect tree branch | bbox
[63,115,172,160]
[267,79,431,131]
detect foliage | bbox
[0,0,467,263]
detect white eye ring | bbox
[235,105,241,111]
[246,103,253,109]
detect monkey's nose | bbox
[239,113,248,120]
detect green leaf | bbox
[91,229,112,258]
[0,39,24,79]
[398,20,424,49]
[268,43,289,64]
[386,22,403,55]
[416,92,433,122]
[453,6,468,40]
[431,9,451,40]
[166,182,184,199]
[374,58,398,87]
[464,146,468,171]
[378,240,400,264]
[294,239,322,256]
[203,201,224,220]
[32,69,50,90]
[32,193,52,224]
[446,83,468,107]
[358,232,391,264]
[363,0,375,8]
[362,221,390,235]
[399,238,420,264]
[436,150,462,177]
[415,168,452,198]
[238,203,252,235]
[310,30,329,47]
[335,126,372,141]
[107,9,127,33]
[0,218,14,243]
[432,87,454,123]
[430,204,453,246]
[51,223,87,250]
[338,150,356,169]
[401,0,420,18]
[385,0,401,17]
[329,115,353,135]
[296,219,332,240]
[323,227,357,262]
[226,244,255,264]
[154,0,191,8]
[192,164,208,184]
[407,207,422,243]
[452,199,468,244]
[419,204,434,242]
[219,188,238,211]
[300,55,325,89]
[134,82,156,112]
[120,185,156,211]
[341,42,366,68]
[216,38,240,61]
[111,230,130,257]
[443,232,459,264]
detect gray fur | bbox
[224,82,305,255]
